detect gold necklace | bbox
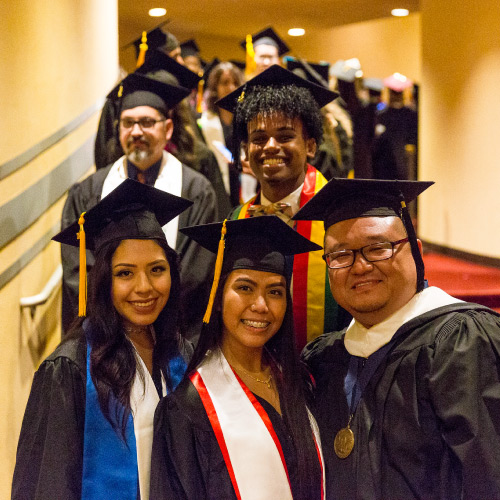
[240,367,273,389]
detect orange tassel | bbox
[136,31,148,68]
[196,78,205,113]
[203,220,227,324]
[245,34,256,79]
[77,212,87,317]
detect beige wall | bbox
[1,1,119,497]
[419,0,500,257]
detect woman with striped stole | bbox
[13,180,193,500]
[151,216,325,500]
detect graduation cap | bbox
[293,178,434,293]
[229,59,246,72]
[202,58,221,83]
[53,179,193,316]
[384,72,413,92]
[240,26,290,56]
[123,22,179,59]
[181,216,321,323]
[363,77,384,93]
[180,39,200,58]
[135,49,201,90]
[285,56,330,88]
[330,59,363,83]
[107,73,191,116]
[216,64,338,113]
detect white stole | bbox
[130,355,165,500]
[199,110,231,194]
[101,152,183,249]
[196,350,325,499]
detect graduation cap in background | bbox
[53,179,193,315]
[330,58,363,83]
[123,21,179,59]
[285,56,330,88]
[384,72,413,92]
[135,49,201,90]
[180,39,200,58]
[216,64,338,113]
[181,216,321,323]
[107,73,191,116]
[229,60,246,72]
[202,58,221,83]
[240,26,290,56]
[363,77,384,93]
[293,177,434,293]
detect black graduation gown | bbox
[60,162,218,339]
[12,337,87,500]
[150,378,311,500]
[302,302,500,500]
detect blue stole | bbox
[82,333,186,499]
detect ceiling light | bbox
[391,8,409,17]
[288,28,305,37]
[149,8,167,17]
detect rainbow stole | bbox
[232,165,336,349]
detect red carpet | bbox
[423,252,500,311]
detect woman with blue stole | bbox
[150,216,326,500]
[12,180,193,500]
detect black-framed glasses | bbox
[323,238,409,269]
[120,118,166,130]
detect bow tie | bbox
[247,202,294,226]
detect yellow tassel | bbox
[77,212,87,317]
[117,84,123,98]
[245,34,256,79]
[203,219,227,324]
[136,31,148,68]
[400,200,407,209]
[196,78,205,113]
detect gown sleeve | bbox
[429,309,500,498]
[12,350,86,500]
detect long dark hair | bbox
[69,238,181,439]
[205,62,245,113]
[187,270,322,500]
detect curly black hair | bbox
[231,84,323,165]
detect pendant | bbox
[334,416,355,459]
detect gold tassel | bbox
[245,34,256,79]
[77,212,87,317]
[136,31,148,68]
[196,78,205,113]
[203,219,227,324]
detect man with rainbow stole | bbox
[217,65,351,350]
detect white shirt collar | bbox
[344,286,463,358]
[260,182,304,216]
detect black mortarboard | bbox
[240,26,290,56]
[293,178,434,292]
[181,216,321,323]
[135,49,201,90]
[202,58,221,82]
[127,23,179,58]
[285,56,330,88]
[180,39,200,58]
[216,64,338,113]
[53,179,193,252]
[106,73,191,116]
[229,59,246,71]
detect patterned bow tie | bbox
[247,202,294,226]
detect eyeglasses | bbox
[323,238,409,269]
[120,118,166,130]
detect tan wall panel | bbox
[419,0,500,257]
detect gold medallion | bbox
[334,426,355,459]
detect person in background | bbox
[13,181,193,500]
[151,216,325,500]
[297,177,500,500]
[180,39,204,76]
[199,61,246,208]
[62,74,217,341]
[240,26,290,77]
[218,64,352,351]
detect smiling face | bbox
[245,112,316,202]
[119,105,173,171]
[221,269,287,353]
[111,239,171,328]
[325,216,421,328]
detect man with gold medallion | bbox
[298,178,500,499]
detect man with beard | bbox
[61,73,217,339]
